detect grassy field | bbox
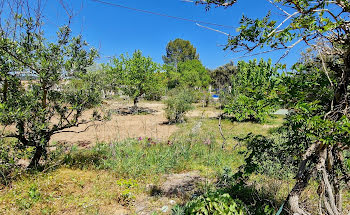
[0,101,286,214]
[5,101,343,214]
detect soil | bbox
[50,101,179,147]
[2,100,221,149]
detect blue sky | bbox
[41,0,306,69]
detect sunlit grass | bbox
[0,168,141,214]
[0,105,286,214]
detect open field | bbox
[0,100,289,215]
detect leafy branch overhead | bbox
[198,0,350,59]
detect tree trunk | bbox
[42,88,47,108]
[28,145,46,169]
[133,96,139,108]
[3,77,8,102]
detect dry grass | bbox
[0,168,142,214]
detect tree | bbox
[209,61,236,91]
[107,50,161,110]
[0,16,100,168]
[198,0,350,214]
[176,59,211,89]
[162,38,199,66]
[224,58,280,122]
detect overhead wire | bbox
[90,0,235,29]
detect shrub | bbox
[164,88,195,123]
[177,190,246,215]
[0,139,29,185]
[223,59,280,123]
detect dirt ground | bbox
[3,100,220,148]
[50,101,179,146]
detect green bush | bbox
[224,59,280,123]
[164,88,195,123]
[0,139,29,185]
[178,190,246,215]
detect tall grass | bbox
[64,136,244,179]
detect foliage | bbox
[162,38,199,66]
[197,1,350,213]
[63,135,239,178]
[144,71,167,101]
[224,59,281,122]
[106,50,163,107]
[180,190,246,215]
[0,16,100,168]
[178,60,211,89]
[209,61,236,91]
[166,59,211,89]
[281,58,334,110]
[235,132,298,180]
[0,139,27,185]
[164,88,195,123]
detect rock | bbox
[161,206,169,213]
[160,171,202,197]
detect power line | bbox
[90,0,235,29]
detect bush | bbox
[164,88,195,123]
[175,189,246,215]
[223,59,280,123]
[0,139,29,185]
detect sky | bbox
[39,0,306,69]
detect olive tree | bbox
[198,0,350,214]
[0,14,100,169]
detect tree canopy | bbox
[209,61,236,91]
[166,59,211,89]
[224,58,280,122]
[0,16,100,168]
[107,50,163,109]
[162,38,199,66]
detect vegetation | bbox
[198,0,350,214]
[223,58,281,122]
[1,0,349,214]
[106,50,164,109]
[0,16,100,169]
[209,61,236,92]
[166,59,211,90]
[1,118,270,214]
[162,38,199,66]
[164,88,195,124]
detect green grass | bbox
[65,137,243,180]
[173,116,284,148]
[0,106,286,214]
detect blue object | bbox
[276,202,284,215]
[212,94,219,99]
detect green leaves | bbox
[162,38,199,65]
[107,50,162,105]
[223,58,281,122]
[0,15,100,168]
[164,87,195,123]
[184,190,245,215]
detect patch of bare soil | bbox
[50,101,178,147]
[187,106,221,118]
[133,171,202,215]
